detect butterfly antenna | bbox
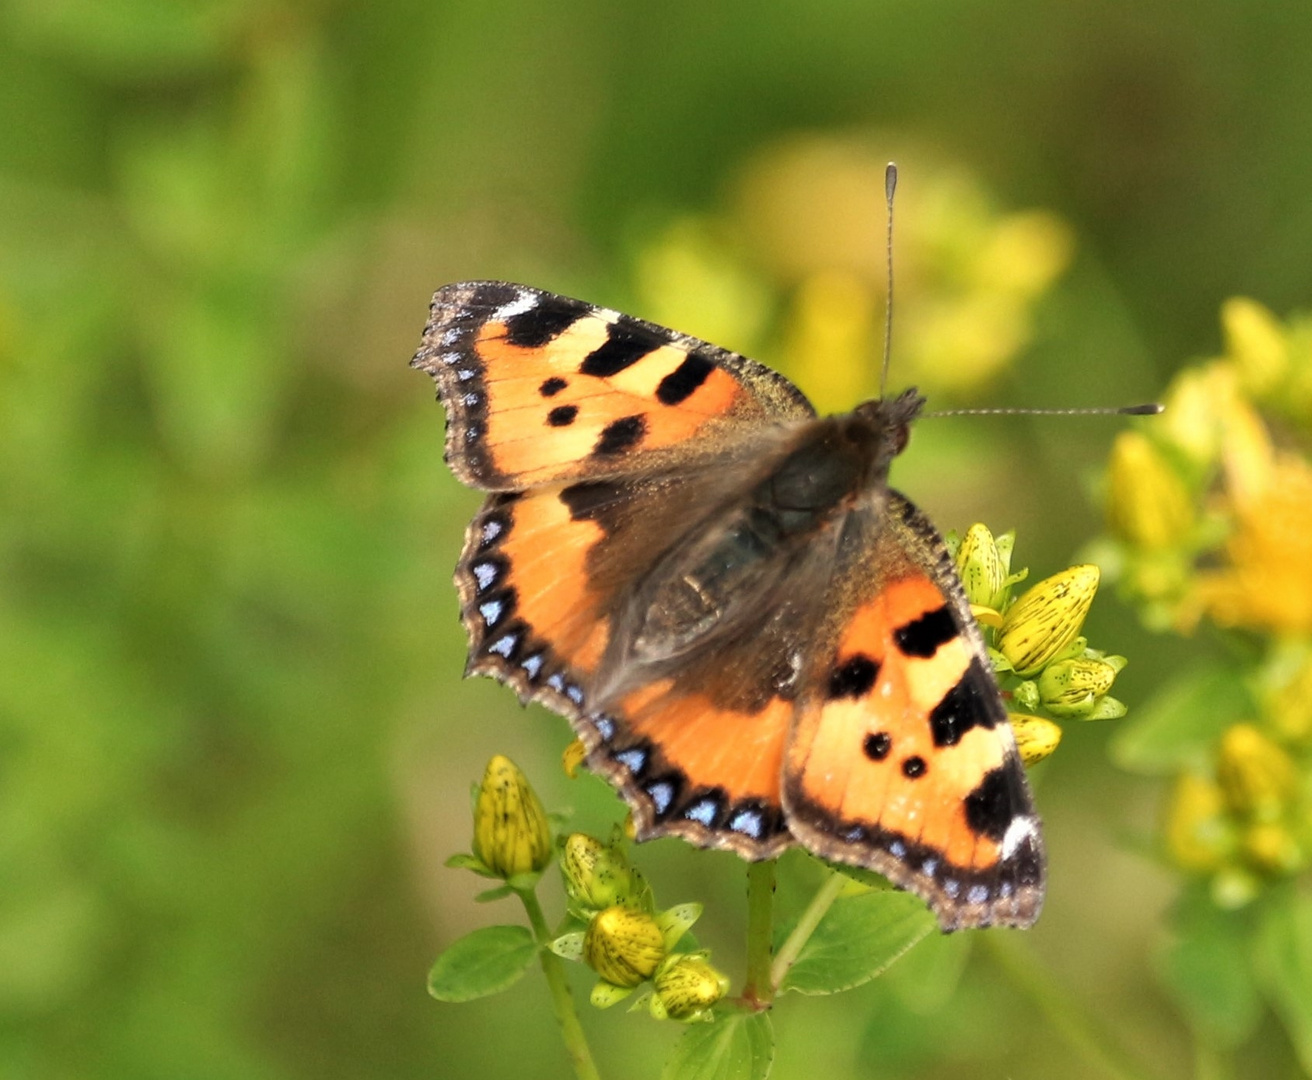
[925,403,1164,418]
[880,162,897,401]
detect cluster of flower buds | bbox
[1166,721,1310,906]
[552,833,729,1022]
[1096,298,1312,905]
[950,524,1127,766]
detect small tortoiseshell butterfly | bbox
[413,281,1044,930]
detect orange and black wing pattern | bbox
[411,281,814,490]
[783,493,1044,930]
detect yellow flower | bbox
[1105,431,1193,550]
[1243,822,1305,875]
[1216,724,1298,823]
[583,906,665,988]
[1164,772,1232,873]
[997,565,1100,677]
[1009,714,1062,767]
[1194,452,1312,634]
[472,756,553,880]
[651,955,730,1022]
[1223,297,1288,397]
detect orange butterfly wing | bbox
[414,283,818,856]
[783,493,1044,929]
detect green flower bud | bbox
[1217,724,1298,823]
[955,523,1009,610]
[1036,655,1125,719]
[997,565,1099,677]
[560,833,643,913]
[472,755,553,880]
[651,955,730,1022]
[1009,713,1062,767]
[1106,431,1194,550]
[583,906,665,988]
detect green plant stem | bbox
[982,932,1164,1080]
[768,870,846,994]
[743,860,777,1005]
[518,887,602,1080]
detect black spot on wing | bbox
[594,415,646,456]
[579,318,666,377]
[863,732,891,761]
[559,479,626,524]
[893,605,958,658]
[547,404,578,427]
[901,755,927,779]
[826,654,880,699]
[656,352,715,405]
[964,763,1024,841]
[503,295,586,347]
[540,376,568,396]
[929,658,998,747]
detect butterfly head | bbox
[852,387,926,469]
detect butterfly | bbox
[413,281,1044,931]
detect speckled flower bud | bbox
[1009,714,1062,767]
[1037,655,1125,719]
[1106,431,1194,550]
[955,523,1009,610]
[651,955,730,1022]
[583,906,665,988]
[1217,724,1298,823]
[560,833,642,913]
[997,565,1100,677]
[472,755,553,880]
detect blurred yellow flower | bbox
[781,270,878,413]
[1164,772,1232,874]
[1009,713,1062,767]
[1216,723,1298,823]
[1223,297,1288,397]
[1105,430,1194,550]
[1194,451,1312,634]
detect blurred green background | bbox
[4,2,1312,1078]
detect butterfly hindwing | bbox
[783,493,1045,930]
[412,281,815,490]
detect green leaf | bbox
[661,1011,774,1080]
[780,890,935,995]
[1110,668,1253,775]
[445,852,496,877]
[474,885,514,903]
[1256,891,1312,1072]
[1157,893,1261,1047]
[427,925,538,1003]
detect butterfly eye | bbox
[892,423,911,456]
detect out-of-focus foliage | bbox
[4,2,1312,1079]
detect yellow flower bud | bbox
[560,833,643,913]
[1106,431,1194,550]
[472,755,553,880]
[1164,772,1232,873]
[1217,724,1298,823]
[1222,297,1287,396]
[583,906,665,988]
[1009,714,1062,767]
[997,565,1100,677]
[1036,655,1123,719]
[651,955,730,1022]
[955,523,1008,610]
